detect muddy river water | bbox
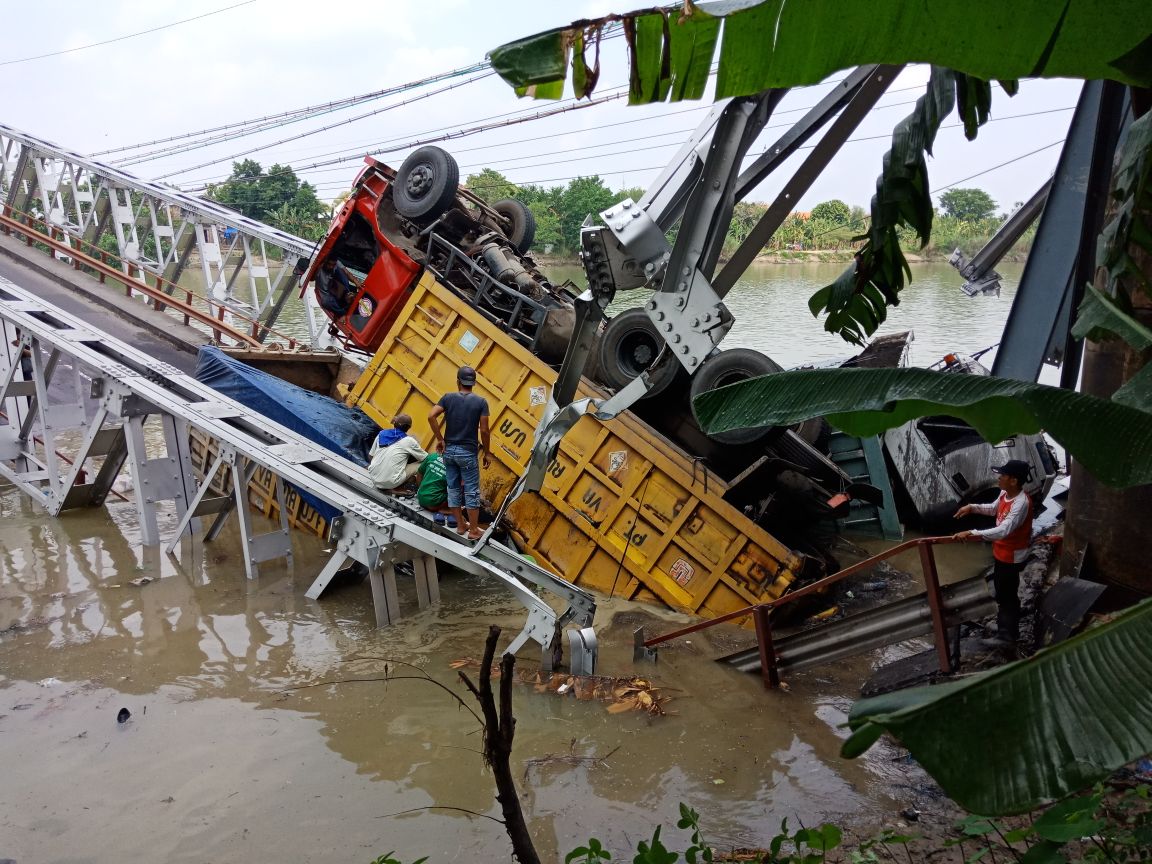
[2,263,1019,861]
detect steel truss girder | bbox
[0,275,596,665]
[991,80,1130,383]
[0,122,310,338]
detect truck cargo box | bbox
[346,272,803,618]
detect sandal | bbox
[467,530,483,541]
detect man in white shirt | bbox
[368,414,428,491]
[953,459,1035,645]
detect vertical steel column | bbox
[368,558,401,627]
[123,414,160,545]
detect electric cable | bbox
[94,62,492,157]
[0,1,258,67]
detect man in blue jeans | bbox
[428,365,491,540]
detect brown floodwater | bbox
[0,473,989,863]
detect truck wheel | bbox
[393,146,460,221]
[690,348,783,445]
[596,308,679,399]
[492,199,537,253]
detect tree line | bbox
[205,159,1024,260]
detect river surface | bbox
[1,262,1015,861]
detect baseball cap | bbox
[993,459,1032,481]
[457,365,477,385]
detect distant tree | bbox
[938,187,998,222]
[208,160,326,226]
[559,176,617,250]
[612,186,647,205]
[811,198,851,224]
[265,202,327,242]
[465,168,520,203]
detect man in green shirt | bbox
[416,452,448,513]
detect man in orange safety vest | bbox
[953,459,1034,645]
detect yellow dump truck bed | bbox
[346,273,803,618]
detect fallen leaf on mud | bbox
[450,658,672,717]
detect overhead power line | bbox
[93,61,491,157]
[0,1,258,67]
[125,70,494,172]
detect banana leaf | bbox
[691,366,1152,488]
[842,598,1152,816]
[489,1,1152,100]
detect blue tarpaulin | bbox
[194,346,379,521]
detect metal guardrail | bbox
[639,536,979,688]
[0,208,301,349]
[423,232,549,351]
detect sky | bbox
[0,0,1084,215]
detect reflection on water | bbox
[211,261,1021,370]
[0,481,927,862]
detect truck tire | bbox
[393,146,460,221]
[596,308,679,399]
[492,199,537,253]
[690,348,783,445]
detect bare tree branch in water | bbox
[458,626,542,864]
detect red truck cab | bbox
[299,159,422,353]
[299,148,557,356]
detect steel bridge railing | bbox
[0,121,329,346]
[641,536,971,688]
[0,207,302,349]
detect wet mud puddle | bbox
[1,483,944,862]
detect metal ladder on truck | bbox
[0,275,597,670]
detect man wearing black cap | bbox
[953,459,1034,644]
[428,365,491,541]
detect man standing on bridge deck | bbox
[952,459,1034,646]
[428,366,490,541]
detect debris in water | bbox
[450,658,673,716]
[129,576,155,586]
[37,677,60,687]
[117,707,131,724]
[901,807,921,822]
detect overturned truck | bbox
[293,69,911,616]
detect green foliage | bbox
[942,784,1152,863]
[208,160,327,238]
[559,808,847,864]
[465,168,521,203]
[692,365,1152,488]
[809,67,986,345]
[561,176,619,250]
[939,187,999,221]
[488,2,1152,98]
[369,853,427,864]
[842,598,1152,815]
[810,199,851,225]
[567,836,612,862]
[1095,110,1152,302]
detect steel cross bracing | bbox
[0,122,330,344]
[0,276,596,667]
[514,68,902,503]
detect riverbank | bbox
[535,247,1030,268]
